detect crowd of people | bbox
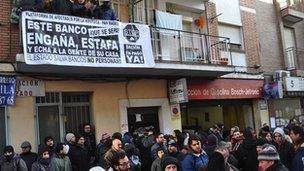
[12,0,117,22]
[1,120,304,171]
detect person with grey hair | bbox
[258,144,288,171]
[273,127,294,170]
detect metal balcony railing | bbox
[150,26,232,66]
[281,0,304,12]
[285,47,304,70]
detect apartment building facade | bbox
[0,0,269,151]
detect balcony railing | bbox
[150,26,232,66]
[285,47,304,70]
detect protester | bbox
[257,144,288,171]
[49,143,72,171]
[225,126,240,142]
[94,0,116,20]
[39,136,55,156]
[160,156,181,171]
[181,134,209,171]
[234,127,258,171]
[167,140,184,162]
[289,125,304,171]
[256,138,268,154]
[214,145,239,171]
[151,147,165,171]
[151,133,167,161]
[96,133,111,167]
[210,124,223,141]
[103,139,123,170]
[124,143,141,171]
[205,151,226,171]
[31,147,51,171]
[82,123,97,164]
[272,127,294,170]
[20,0,44,12]
[204,134,218,156]
[20,141,38,171]
[69,135,90,171]
[112,150,130,171]
[43,0,56,13]
[0,145,28,171]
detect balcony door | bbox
[284,27,296,69]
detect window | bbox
[36,92,91,144]
[133,0,156,24]
[218,23,243,51]
[0,107,6,154]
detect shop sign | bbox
[0,75,16,106]
[22,11,154,68]
[284,77,304,91]
[188,79,263,100]
[169,78,188,104]
[16,78,45,97]
[263,81,283,99]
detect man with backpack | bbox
[0,145,28,171]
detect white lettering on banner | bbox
[22,11,155,68]
[188,88,259,97]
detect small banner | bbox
[169,78,188,104]
[22,11,155,68]
[0,75,16,106]
[16,78,45,97]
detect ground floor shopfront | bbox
[184,78,268,134]
[1,78,182,152]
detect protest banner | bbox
[22,11,155,68]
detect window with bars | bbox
[36,92,91,143]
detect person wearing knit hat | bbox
[66,133,76,143]
[167,140,184,162]
[161,156,181,171]
[20,141,38,171]
[258,144,288,171]
[1,145,28,171]
[273,127,294,170]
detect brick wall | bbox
[255,0,284,74]
[206,2,218,36]
[0,0,20,62]
[239,0,261,73]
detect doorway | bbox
[127,107,160,133]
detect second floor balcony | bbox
[16,13,235,78]
[280,0,304,24]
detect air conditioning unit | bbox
[274,70,290,82]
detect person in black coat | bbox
[82,123,97,166]
[20,0,44,12]
[20,141,38,171]
[204,134,218,157]
[234,127,258,171]
[69,135,90,171]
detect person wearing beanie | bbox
[50,142,72,171]
[290,125,304,171]
[0,145,28,171]
[161,156,181,171]
[204,134,218,156]
[31,147,51,171]
[68,135,90,171]
[273,127,294,170]
[65,133,76,144]
[167,140,184,162]
[96,133,111,167]
[258,144,288,171]
[20,140,38,171]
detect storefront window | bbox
[0,107,6,154]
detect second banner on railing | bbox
[21,11,155,68]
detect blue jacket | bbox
[292,145,304,171]
[181,152,209,171]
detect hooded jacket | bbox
[273,127,294,170]
[0,154,28,171]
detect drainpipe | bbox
[203,0,209,35]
